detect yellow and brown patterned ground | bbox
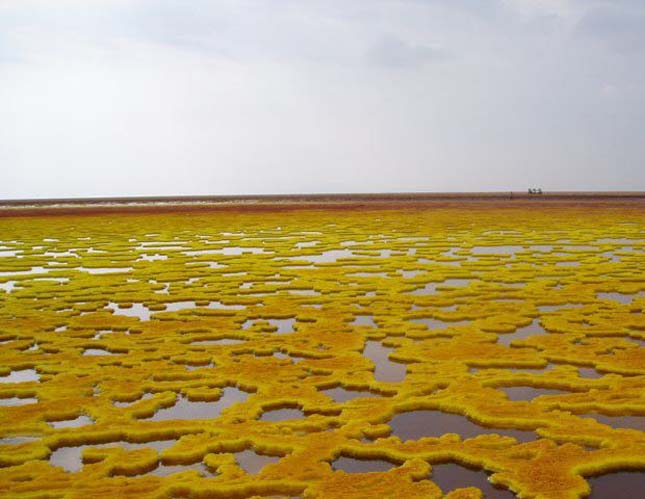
[0,202,644,498]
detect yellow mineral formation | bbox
[0,205,643,498]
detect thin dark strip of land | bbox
[1,191,644,217]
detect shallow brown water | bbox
[587,471,645,498]
[50,439,177,472]
[430,463,516,497]
[0,397,38,406]
[389,410,536,443]
[48,415,94,429]
[362,341,406,382]
[497,320,546,346]
[321,387,378,403]
[0,369,40,383]
[191,338,246,345]
[351,315,377,327]
[578,367,604,379]
[147,462,211,477]
[113,393,154,407]
[145,387,248,421]
[498,386,571,401]
[260,407,305,421]
[236,449,281,473]
[410,317,470,329]
[331,456,397,473]
[583,413,645,432]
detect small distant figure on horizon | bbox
[528,188,543,195]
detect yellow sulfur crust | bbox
[0,204,643,498]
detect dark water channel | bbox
[332,456,396,473]
[363,341,406,382]
[260,408,305,422]
[389,410,536,443]
[321,387,377,403]
[587,471,645,498]
[430,462,516,497]
[144,387,248,421]
[497,320,546,346]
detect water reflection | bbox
[600,251,621,263]
[295,241,320,249]
[410,283,438,296]
[0,249,21,257]
[430,462,516,498]
[411,279,471,296]
[597,292,643,304]
[48,415,94,429]
[236,449,281,474]
[243,318,296,334]
[183,249,223,256]
[351,315,377,327]
[147,462,210,477]
[272,351,305,363]
[363,341,406,382]
[108,302,151,321]
[165,301,200,312]
[292,249,354,263]
[0,369,40,383]
[0,281,17,292]
[347,272,389,278]
[538,304,581,313]
[83,349,115,356]
[269,318,296,334]
[0,436,38,445]
[321,387,377,403]
[389,410,536,443]
[144,387,249,421]
[260,408,305,422]
[93,329,125,340]
[583,414,644,432]
[0,397,38,406]
[474,365,553,375]
[596,238,636,244]
[185,363,215,371]
[208,301,246,310]
[497,320,546,346]
[50,439,177,472]
[578,367,604,379]
[288,289,320,296]
[587,471,645,498]
[165,301,246,312]
[498,386,571,401]
[440,279,472,287]
[76,267,133,274]
[191,338,245,346]
[0,266,50,277]
[472,246,523,255]
[399,270,425,278]
[410,318,469,330]
[530,245,553,252]
[136,254,167,262]
[113,393,154,407]
[332,456,396,473]
[214,247,266,255]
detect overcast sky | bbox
[1,0,644,199]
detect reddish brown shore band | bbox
[0,192,644,217]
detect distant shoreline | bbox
[1,192,644,217]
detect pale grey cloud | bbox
[365,35,447,68]
[0,0,644,199]
[575,5,645,52]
